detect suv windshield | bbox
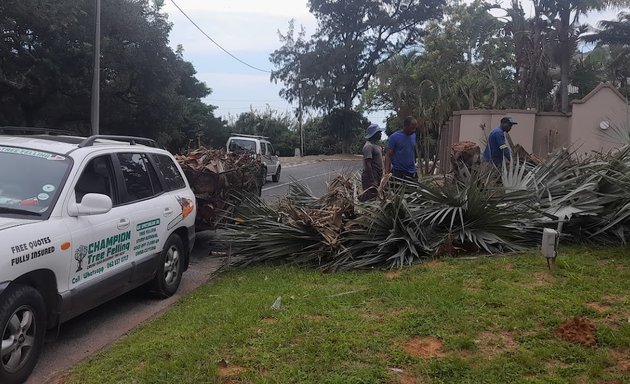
[0,146,71,217]
[228,139,256,153]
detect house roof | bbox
[571,82,628,105]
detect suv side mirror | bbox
[68,193,113,217]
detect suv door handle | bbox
[117,218,130,230]
[163,208,174,217]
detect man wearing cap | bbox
[385,116,418,181]
[360,123,385,201]
[483,117,517,166]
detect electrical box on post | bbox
[542,228,559,265]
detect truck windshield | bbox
[0,146,71,217]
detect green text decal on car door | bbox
[71,231,131,284]
[134,218,161,256]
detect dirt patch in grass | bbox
[306,315,327,322]
[531,271,555,286]
[361,308,404,322]
[464,278,483,293]
[544,359,570,372]
[398,373,424,384]
[387,368,427,384]
[218,366,247,377]
[554,317,597,346]
[425,260,442,269]
[602,311,630,328]
[586,302,612,314]
[504,263,514,271]
[261,317,277,324]
[402,337,445,358]
[610,349,630,373]
[385,271,401,279]
[475,331,518,356]
[603,295,625,304]
[361,311,386,321]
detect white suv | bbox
[0,132,196,383]
[227,134,281,182]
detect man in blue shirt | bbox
[483,117,517,166]
[385,116,418,181]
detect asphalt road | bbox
[262,159,362,201]
[27,159,361,383]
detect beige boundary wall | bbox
[439,83,630,172]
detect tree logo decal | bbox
[75,245,88,272]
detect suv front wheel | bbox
[0,285,46,384]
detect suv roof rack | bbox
[0,126,73,135]
[78,135,158,148]
[231,133,269,140]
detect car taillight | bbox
[256,154,261,164]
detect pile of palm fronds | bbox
[224,147,630,271]
[176,147,262,229]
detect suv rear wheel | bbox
[151,234,185,298]
[0,285,46,384]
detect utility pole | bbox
[298,81,304,157]
[91,0,101,135]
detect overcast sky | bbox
[161,0,623,127]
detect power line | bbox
[169,0,273,74]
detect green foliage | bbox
[320,109,367,154]
[270,0,446,156]
[0,0,227,150]
[270,0,446,112]
[301,114,368,155]
[582,12,630,92]
[229,108,298,156]
[66,248,630,383]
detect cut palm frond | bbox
[223,147,630,272]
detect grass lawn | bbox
[65,247,630,384]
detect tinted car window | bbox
[75,156,117,204]
[229,139,256,152]
[117,153,154,202]
[153,154,186,191]
[267,143,275,155]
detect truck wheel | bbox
[0,285,46,384]
[151,234,185,298]
[260,167,267,186]
[272,166,281,182]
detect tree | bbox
[505,0,556,110]
[272,0,444,111]
[0,0,224,150]
[539,0,630,112]
[582,12,630,90]
[270,0,445,154]
[362,1,514,167]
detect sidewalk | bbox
[280,154,362,168]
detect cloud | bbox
[196,72,292,116]
[163,0,317,55]
[164,0,313,19]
